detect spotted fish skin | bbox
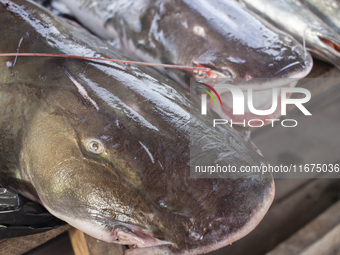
[55,0,312,87]
[0,1,274,254]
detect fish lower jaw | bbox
[40,203,176,249]
[111,224,175,248]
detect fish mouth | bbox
[308,33,340,69]
[319,36,340,53]
[109,223,175,248]
[42,203,175,251]
[192,61,230,80]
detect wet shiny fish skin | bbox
[241,0,340,70]
[300,0,340,34]
[0,0,274,254]
[55,0,312,87]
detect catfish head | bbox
[146,0,313,82]
[19,62,274,254]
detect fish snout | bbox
[271,34,314,79]
[139,175,275,254]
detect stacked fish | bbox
[52,0,340,124]
[49,0,340,125]
[50,0,315,125]
[0,1,274,254]
[0,0,339,254]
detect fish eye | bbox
[87,139,104,154]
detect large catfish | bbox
[54,0,313,82]
[52,0,313,125]
[0,0,274,254]
[241,0,340,70]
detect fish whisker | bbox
[303,27,309,60]
[274,61,302,76]
[13,37,23,66]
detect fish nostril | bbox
[245,74,253,80]
[283,36,293,44]
[193,26,206,37]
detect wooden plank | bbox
[23,232,74,255]
[272,178,311,204]
[209,178,340,255]
[328,243,340,255]
[0,225,71,255]
[69,228,124,255]
[300,223,340,255]
[84,233,124,255]
[267,200,340,255]
[69,228,90,255]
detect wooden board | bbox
[0,225,71,255]
[329,243,340,255]
[69,228,124,255]
[268,200,340,255]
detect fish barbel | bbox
[0,0,274,254]
[241,0,340,69]
[300,0,340,34]
[52,0,313,125]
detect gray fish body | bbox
[241,0,340,69]
[0,0,274,254]
[300,0,340,34]
[56,0,312,86]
